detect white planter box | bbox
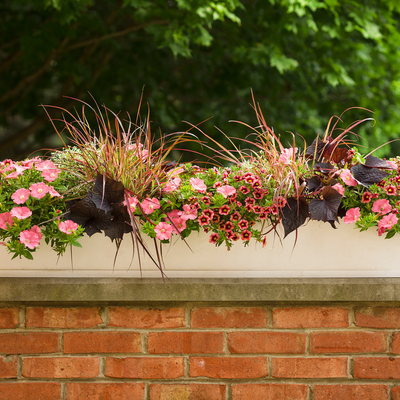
[0,221,398,278]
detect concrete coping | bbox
[1,278,400,303]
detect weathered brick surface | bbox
[273,307,349,328]
[0,383,61,399]
[66,383,145,400]
[22,357,99,378]
[388,332,400,353]
[148,332,224,354]
[232,384,308,400]
[0,332,59,354]
[229,332,306,354]
[0,357,17,378]
[26,307,102,328]
[108,307,185,328]
[0,308,19,328]
[354,357,400,379]
[64,331,141,353]
[355,307,400,328]
[191,307,267,328]
[392,386,400,400]
[150,384,226,400]
[313,384,389,400]
[272,357,348,378]
[310,331,387,353]
[190,357,268,379]
[106,357,184,379]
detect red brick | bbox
[229,332,306,354]
[109,307,185,328]
[232,384,308,400]
[150,384,226,400]
[0,357,17,378]
[66,383,145,400]
[311,331,387,353]
[392,386,400,400]
[355,307,400,328]
[0,332,59,354]
[389,333,400,353]
[22,357,99,378]
[148,332,224,354]
[0,383,61,399]
[190,357,267,379]
[106,357,184,379]
[273,307,348,328]
[191,307,267,328]
[354,357,400,379]
[0,308,19,328]
[313,384,388,400]
[272,357,347,378]
[64,331,141,353]
[26,307,102,328]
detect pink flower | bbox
[189,178,207,193]
[344,207,361,224]
[340,169,358,186]
[59,220,79,234]
[11,188,30,204]
[166,209,182,220]
[30,182,49,199]
[41,168,61,182]
[372,199,392,215]
[180,204,197,220]
[0,212,13,229]
[209,233,219,244]
[217,185,236,198]
[20,230,40,249]
[48,187,61,197]
[163,177,181,192]
[10,207,32,220]
[125,196,139,212]
[379,213,398,230]
[141,198,160,214]
[332,183,344,196]
[279,147,298,164]
[387,160,398,169]
[385,185,397,196]
[30,225,42,240]
[35,160,56,171]
[170,217,186,234]
[154,222,172,240]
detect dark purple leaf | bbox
[281,197,309,237]
[314,162,335,174]
[351,164,390,187]
[364,155,395,169]
[305,176,322,192]
[92,173,125,205]
[305,136,329,161]
[309,186,342,226]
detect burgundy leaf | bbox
[309,186,342,226]
[305,176,322,192]
[305,136,329,161]
[281,197,309,237]
[364,155,395,169]
[351,164,389,187]
[313,162,335,174]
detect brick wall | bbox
[0,304,399,399]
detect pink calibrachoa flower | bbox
[212,214,220,223]
[10,206,32,220]
[219,205,230,215]
[385,185,397,196]
[279,147,298,164]
[41,168,61,182]
[362,192,372,203]
[141,198,160,215]
[198,215,210,226]
[216,185,236,198]
[379,213,398,230]
[180,204,198,221]
[344,207,361,224]
[170,217,186,234]
[0,212,13,229]
[224,221,234,231]
[230,211,241,221]
[238,220,249,230]
[19,229,40,250]
[209,233,219,244]
[372,199,392,215]
[276,196,287,208]
[11,188,30,204]
[340,169,358,186]
[189,178,207,193]
[241,230,252,241]
[332,183,344,196]
[239,185,250,195]
[29,182,49,199]
[154,222,172,241]
[202,209,214,218]
[59,220,79,234]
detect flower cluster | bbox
[0,158,84,259]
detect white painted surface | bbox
[0,221,397,277]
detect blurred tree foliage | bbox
[1,0,400,161]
